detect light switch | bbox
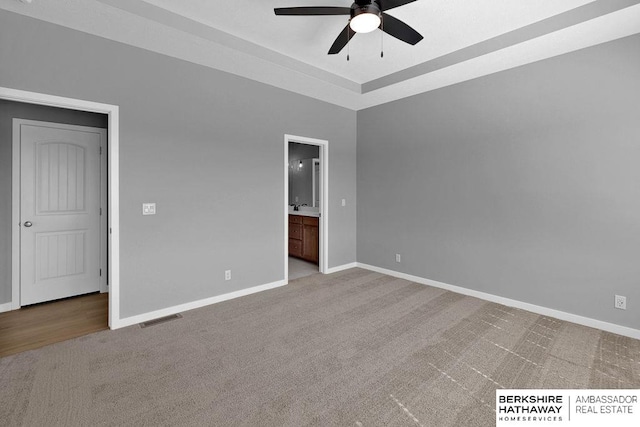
[341,199,346,207]
[142,203,156,215]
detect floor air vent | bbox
[139,313,182,328]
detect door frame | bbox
[312,158,320,208]
[284,134,328,281]
[13,119,108,303]
[1,86,121,329]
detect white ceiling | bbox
[142,0,594,83]
[2,0,640,110]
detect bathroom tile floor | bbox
[288,257,319,280]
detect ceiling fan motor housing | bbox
[351,1,382,19]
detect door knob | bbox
[23,221,33,227]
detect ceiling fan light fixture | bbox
[350,4,381,33]
[274,1,423,55]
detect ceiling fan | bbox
[274,0,423,55]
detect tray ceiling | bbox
[2,0,640,109]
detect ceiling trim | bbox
[96,0,362,93]
[2,0,640,111]
[357,4,640,109]
[95,0,640,96]
[363,0,640,93]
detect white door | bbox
[18,120,106,306]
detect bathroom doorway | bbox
[284,135,328,282]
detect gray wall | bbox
[0,100,107,305]
[358,34,640,330]
[0,10,357,318]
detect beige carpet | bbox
[1,268,639,426]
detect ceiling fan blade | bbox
[378,0,418,11]
[274,7,351,16]
[328,24,356,55]
[381,12,423,45]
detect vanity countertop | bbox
[289,210,320,218]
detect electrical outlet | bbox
[614,295,626,310]
[341,199,346,207]
[395,254,401,263]
[225,270,231,281]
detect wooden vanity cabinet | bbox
[289,215,319,264]
[288,215,303,258]
[302,216,319,264]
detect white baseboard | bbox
[111,279,287,330]
[325,262,358,274]
[0,302,13,313]
[357,263,640,340]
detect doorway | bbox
[1,86,120,330]
[284,134,328,282]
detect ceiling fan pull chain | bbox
[347,24,350,61]
[380,15,384,58]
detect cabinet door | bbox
[289,223,303,240]
[289,238,302,257]
[302,224,319,264]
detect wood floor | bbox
[0,292,108,358]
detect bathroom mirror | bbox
[288,142,319,207]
